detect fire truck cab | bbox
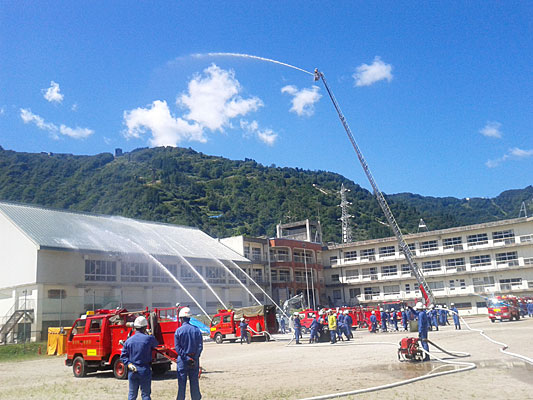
[65,307,180,379]
[210,305,277,344]
[487,297,520,322]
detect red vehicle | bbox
[65,307,181,379]
[210,305,277,344]
[488,296,521,322]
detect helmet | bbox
[343,310,349,315]
[443,304,448,308]
[415,302,425,310]
[318,310,324,315]
[400,308,404,311]
[240,317,245,322]
[179,307,192,318]
[450,302,455,306]
[134,316,148,329]
[371,311,375,315]
[175,302,181,308]
[390,308,394,311]
[430,304,435,309]
[380,308,384,311]
[293,311,299,316]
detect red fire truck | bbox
[65,307,180,378]
[210,305,277,344]
[487,296,521,322]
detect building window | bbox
[495,252,518,266]
[459,279,466,289]
[476,301,487,308]
[279,270,290,282]
[251,268,263,283]
[428,281,444,291]
[360,248,375,261]
[381,265,397,277]
[473,276,495,292]
[443,236,462,250]
[271,248,290,262]
[205,266,226,284]
[520,234,533,243]
[251,247,262,261]
[85,260,116,282]
[421,260,441,272]
[455,302,472,309]
[449,280,455,290]
[364,287,380,298]
[48,289,66,299]
[345,269,359,281]
[470,255,491,268]
[349,288,361,298]
[420,240,438,252]
[499,278,522,290]
[152,264,177,283]
[467,233,488,247]
[383,285,400,295]
[344,251,357,261]
[405,283,411,294]
[333,289,342,300]
[244,246,250,259]
[121,262,149,282]
[181,265,201,281]
[379,246,395,257]
[401,264,411,276]
[329,256,338,265]
[362,267,378,280]
[492,230,515,245]
[445,257,466,272]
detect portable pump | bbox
[398,337,425,362]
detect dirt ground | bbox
[1,316,532,400]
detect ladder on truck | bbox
[314,69,435,306]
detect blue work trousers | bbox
[128,370,152,400]
[294,328,301,344]
[309,328,318,342]
[343,325,351,339]
[329,329,337,343]
[177,358,201,400]
[419,332,430,361]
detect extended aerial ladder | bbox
[314,69,435,306]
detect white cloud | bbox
[0,107,5,116]
[353,57,393,87]
[178,64,263,131]
[20,108,93,140]
[281,85,321,117]
[479,121,502,138]
[123,100,204,147]
[485,147,533,168]
[42,81,64,103]
[71,103,78,112]
[59,125,94,139]
[103,136,112,145]
[240,119,278,146]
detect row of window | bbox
[334,229,520,264]
[334,276,523,299]
[334,252,519,281]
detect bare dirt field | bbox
[1,316,532,400]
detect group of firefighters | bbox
[289,309,354,344]
[120,307,203,400]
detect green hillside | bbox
[0,146,530,243]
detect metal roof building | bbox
[0,202,256,342]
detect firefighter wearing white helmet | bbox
[342,310,353,340]
[239,317,249,345]
[120,314,158,399]
[293,311,302,344]
[370,310,377,333]
[411,302,430,361]
[175,307,203,400]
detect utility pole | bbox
[303,245,311,309]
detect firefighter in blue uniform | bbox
[239,318,249,344]
[343,310,352,340]
[336,310,345,341]
[120,315,159,400]
[380,308,388,332]
[413,302,430,361]
[390,308,398,331]
[400,308,408,331]
[370,310,377,333]
[293,312,302,344]
[429,304,439,331]
[309,314,320,343]
[175,307,203,400]
[450,303,461,330]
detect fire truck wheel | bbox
[113,358,128,380]
[516,314,520,321]
[73,356,87,378]
[214,333,223,344]
[490,319,495,323]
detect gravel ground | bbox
[1,316,532,400]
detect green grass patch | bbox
[0,342,48,362]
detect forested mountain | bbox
[0,145,531,243]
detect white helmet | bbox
[443,304,448,308]
[293,311,299,316]
[318,310,324,316]
[240,317,245,322]
[343,310,349,315]
[179,307,192,318]
[401,308,405,311]
[134,316,148,329]
[450,302,455,306]
[380,308,384,311]
[371,311,375,315]
[390,308,394,311]
[415,302,425,310]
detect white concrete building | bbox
[323,217,533,314]
[0,202,250,342]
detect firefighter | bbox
[400,308,408,331]
[390,308,398,331]
[438,306,446,326]
[380,308,388,332]
[343,310,352,340]
[120,315,159,400]
[309,314,320,343]
[429,304,439,331]
[293,312,302,344]
[443,305,450,325]
[370,311,377,333]
[528,300,533,318]
[280,316,286,334]
[450,303,461,330]
[175,307,203,400]
[412,302,430,361]
[328,310,337,343]
[336,310,344,341]
[239,317,249,344]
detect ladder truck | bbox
[314,68,435,307]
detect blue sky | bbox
[1,2,531,198]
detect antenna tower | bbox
[339,183,353,243]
